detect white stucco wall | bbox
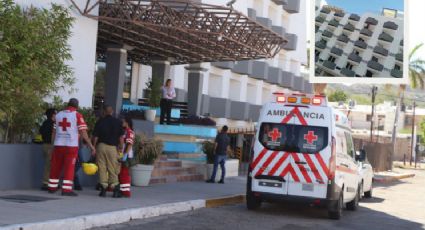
[15,0,98,107]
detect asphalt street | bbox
[95,169,425,230]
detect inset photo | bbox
[310,0,407,84]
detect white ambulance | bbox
[246,93,362,219]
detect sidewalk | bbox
[0,177,246,230]
[373,170,415,183]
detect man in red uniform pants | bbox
[118,116,135,197]
[48,98,96,196]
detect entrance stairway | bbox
[149,156,204,185]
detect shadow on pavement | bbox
[359,197,385,203]
[372,180,407,188]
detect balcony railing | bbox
[365,17,378,25]
[341,68,356,77]
[323,60,337,70]
[331,47,343,56]
[328,19,339,27]
[378,32,394,43]
[373,46,389,56]
[343,23,355,32]
[383,21,398,30]
[334,12,345,18]
[337,34,349,43]
[391,69,403,78]
[320,8,330,14]
[354,40,367,49]
[360,28,373,37]
[348,52,362,63]
[367,60,384,72]
[395,53,403,62]
[315,41,326,50]
[322,30,333,38]
[315,16,325,23]
[349,14,360,21]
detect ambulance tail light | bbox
[301,97,311,104]
[276,96,286,103]
[328,136,336,180]
[312,97,322,105]
[287,97,298,103]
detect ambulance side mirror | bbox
[355,149,366,162]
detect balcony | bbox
[343,23,355,32]
[349,14,360,22]
[378,32,394,43]
[320,8,330,14]
[341,68,356,77]
[323,60,337,70]
[315,16,325,24]
[334,12,345,18]
[395,53,403,62]
[337,34,349,43]
[367,60,384,72]
[391,69,403,78]
[348,52,362,63]
[383,21,398,30]
[365,17,378,25]
[328,19,339,27]
[322,30,333,38]
[373,46,389,57]
[354,40,367,49]
[360,28,373,37]
[330,47,343,56]
[315,41,327,50]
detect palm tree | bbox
[409,43,425,89]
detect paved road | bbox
[96,169,425,230]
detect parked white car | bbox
[355,149,373,198]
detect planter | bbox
[206,159,239,181]
[144,109,156,122]
[131,164,154,186]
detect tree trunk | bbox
[391,84,406,170]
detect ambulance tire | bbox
[246,191,261,210]
[328,193,343,220]
[346,185,360,211]
[364,186,373,198]
[246,175,261,210]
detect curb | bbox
[373,173,415,183]
[205,194,245,208]
[1,194,246,230]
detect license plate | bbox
[302,184,314,191]
[259,181,282,188]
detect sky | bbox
[325,0,404,15]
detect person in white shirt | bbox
[160,79,176,125]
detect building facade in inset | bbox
[314,6,404,78]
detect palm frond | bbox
[409,43,424,60]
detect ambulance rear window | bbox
[259,123,328,153]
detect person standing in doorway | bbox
[93,105,124,198]
[118,116,135,198]
[160,79,176,125]
[206,125,230,184]
[48,98,96,196]
[39,108,57,191]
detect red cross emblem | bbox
[304,131,318,144]
[59,118,71,131]
[268,128,282,142]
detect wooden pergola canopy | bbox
[71,0,288,65]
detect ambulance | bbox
[246,93,362,219]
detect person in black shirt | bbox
[92,105,124,198]
[39,108,57,190]
[206,125,230,184]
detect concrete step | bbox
[151,166,197,177]
[154,160,182,168]
[155,134,197,143]
[150,173,204,185]
[167,153,205,159]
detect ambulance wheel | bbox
[328,193,343,220]
[246,191,262,210]
[364,186,373,198]
[346,186,360,211]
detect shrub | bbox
[130,134,163,166]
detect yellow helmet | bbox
[82,163,98,175]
